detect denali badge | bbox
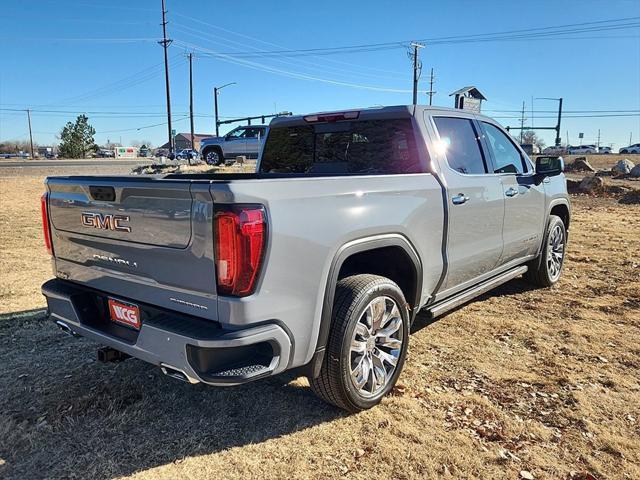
[169,297,208,310]
[93,254,138,268]
[81,212,131,232]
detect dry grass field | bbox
[1,159,639,479]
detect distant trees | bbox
[58,115,98,158]
[0,140,37,154]
[521,130,546,150]
[130,140,153,148]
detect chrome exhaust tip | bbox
[56,320,80,337]
[160,364,200,384]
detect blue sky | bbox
[1,0,639,149]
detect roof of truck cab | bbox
[269,105,499,127]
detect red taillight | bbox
[41,193,53,255]
[303,111,360,123]
[214,205,266,296]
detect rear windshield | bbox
[259,119,423,175]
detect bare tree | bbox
[521,130,546,150]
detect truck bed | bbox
[45,171,446,366]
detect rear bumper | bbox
[41,278,292,386]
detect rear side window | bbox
[260,119,422,174]
[433,117,487,174]
[481,122,527,174]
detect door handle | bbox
[505,187,519,197]
[452,193,469,205]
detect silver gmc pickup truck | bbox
[41,105,570,412]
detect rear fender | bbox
[308,234,422,378]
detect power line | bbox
[169,16,639,58]
[2,107,638,118]
[95,116,189,135]
[171,23,405,82]
[39,57,183,107]
[175,39,422,93]
[0,37,160,43]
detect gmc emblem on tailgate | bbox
[81,212,131,232]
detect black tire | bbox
[203,147,224,166]
[524,215,567,287]
[620,149,628,154]
[309,274,410,412]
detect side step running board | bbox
[426,265,528,319]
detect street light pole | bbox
[213,82,236,137]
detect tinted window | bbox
[482,122,526,174]
[244,128,263,139]
[433,117,487,174]
[260,119,422,174]
[226,128,245,139]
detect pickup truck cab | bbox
[200,125,267,165]
[41,105,570,411]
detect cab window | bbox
[433,117,487,174]
[226,128,246,139]
[244,128,263,139]
[481,122,527,174]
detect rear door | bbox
[46,177,218,318]
[243,127,264,159]
[223,127,247,159]
[431,116,505,292]
[479,121,546,264]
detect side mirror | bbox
[535,155,564,177]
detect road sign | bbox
[171,129,176,137]
[578,133,584,139]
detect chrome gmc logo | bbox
[81,212,131,232]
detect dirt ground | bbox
[0,162,639,479]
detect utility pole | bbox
[597,129,601,149]
[630,132,633,145]
[519,101,526,144]
[26,109,35,159]
[409,42,424,106]
[214,87,219,137]
[188,53,195,160]
[556,97,563,147]
[159,0,173,156]
[427,68,436,106]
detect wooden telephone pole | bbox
[27,109,35,159]
[410,42,424,106]
[159,0,173,156]
[427,68,435,106]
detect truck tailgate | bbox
[46,177,218,319]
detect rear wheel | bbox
[620,149,628,154]
[524,215,566,287]
[309,274,409,412]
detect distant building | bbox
[159,133,213,151]
[450,86,486,113]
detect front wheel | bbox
[524,215,567,287]
[309,274,410,412]
[203,148,223,165]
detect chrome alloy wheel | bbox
[349,296,404,397]
[205,150,220,164]
[547,224,565,281]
